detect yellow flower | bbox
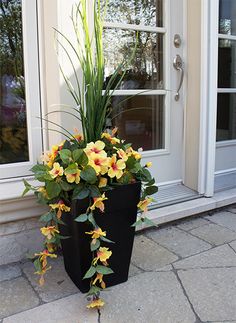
[145,162,152,168]
[116,149,128,161]
[101,132,120,145]
[86,298,105,309]
[46,243,56,253]
[92,273,106,289]
[108,155,126,179]
[98,177,107,188]
[93,247,112,266]
[137,197,153,212]
[90,193,108,212]
[49,162,64,178]
[65,169,81,184]
[40,226,59,240]
[85,228,106,239]
[88,152,109,175]
[126,147,141,160]
[37,187,49,199]
[84,140,107,157]
[49,201,71,219]
[73,133,83,141]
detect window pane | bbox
[217,93,236,141]
[110,95,165,151]
[219,0,236,35]
[218,40,236,88]
[0,0,29,164]
[103,29,163,90]
[102,0,163,27]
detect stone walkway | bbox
[1,204,236,323]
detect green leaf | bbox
[100,236,115,244]
[83,266,96,279]
[80,166,97,184]
[144,186,158,196]
[39,211,55,223]
[74,213,88,222]
[33,258,42,272]
[126,156,136,170]
[89,185,101,198]
[59,149,72,164]
[90,239,100,251]
[146,178,155,186]
[88,213,96,227]
[96,265,114,275]
[130,162,142,174]
[77,151,88,167]
[143,217,158,227]
[31,164,49,173]
[72,183,84,199]
[60,180,73,191]
[46,182,61,199]
[74,187,90,199]
[131,219,143,227]
[64,163,78,174]
[87,285,102,296]
[22,179,32,197]
[72,149,83,162]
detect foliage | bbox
[23,131,158,308]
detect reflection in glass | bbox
[103,29,163,90]
[109,95,164,151]
[217,93,236,141]
[101,0,162,27]
[219,0,236,35]
[0,0,28,164]
[218,40,236,88]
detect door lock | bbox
[173,54,184,101]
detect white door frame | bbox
[199,0,219,197]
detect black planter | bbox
[59,181,141,293]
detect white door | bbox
[215,0,236,191]
[103,0,187,200]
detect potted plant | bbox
[23,0,158,309]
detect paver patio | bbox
[1,204,236,323]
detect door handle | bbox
[173,54,184,101]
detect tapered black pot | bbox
[59,181,141,293]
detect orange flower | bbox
[49,162,64,178]
[93,247,112,265]
[137,197,154,212]
[108,155,126,179]
[40,226,59,240]
[126,147,141,160]
[98,177,107,188]
[92,273,106,289]
[49,200,71,219]
[101,132,120,145]
[34,250,57,285]
[90,193,107,212]
[86,298,105,309]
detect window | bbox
[217,0,236,141]
[102,0,165,151]
[0,0,42,180]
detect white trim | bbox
[103,22,166,34]
[218,33,236,41]
[108,90,166,96]
[215,168,236,175]
[198,0,210,194]
[0,0,42,179]
[218,88,236,93]
[216,139,236,147]
[203,0,219,197]
[141,148,170,158]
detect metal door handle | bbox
[173,54,184,101]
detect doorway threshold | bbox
[150,183,199,209]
